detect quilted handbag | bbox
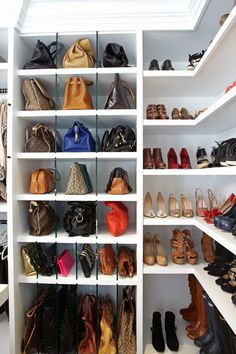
[65,162,93,194]
[103,42,128,67]
[63,38,95,68]
[101,125,136,152]
[105,201,129,236]
[57,249,75,277]
[22,78,55,111]
[64,121,96,152]
[63,202,96,236]
[63,77,94,110]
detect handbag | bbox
[104,74,135,109]
[101,125,136,152]
[99,245,116,275]
[105,167,132,195]
[57,249,75,277]
[79,244,96,278]
[78,294,97,354]
[98,296,116,354]
[63,38,95,68]
[118,247,136,278]
[118,287,136,354]
[22,78,55,111]
[103,42,128,67]
[63,201,96,236]
[23,40,58,69]
[65,162,93,194]
[63,77,94,110]
[28,201,56,236]
[64,121,96,152]
[29,168,55,194]
[21,243,46,276]
[105,201,129,236]
[41,243,58,276]
[25,123,56,152]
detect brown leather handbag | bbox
[118,247,136,278]
[78,294,97,354]
[105,167,133,195]
[63,38,95,68]
[99,245,116,275]
[28,201,56,236]
[29,169,55,194]
[104,73,135,109]
[25,123,56,152]
[63,77,94,110]
[22,78,55,111]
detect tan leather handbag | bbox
[63,77,94,110]
[98,296,116,354]
[29,169,55,194]
[99,245,116,275]
[22,78,55,111]
[63,38,95,68]
[105,167,132,195]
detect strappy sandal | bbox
[146,104,158,119]
[195,188,208,217]
[182,229,198,264]
[170,229,186,264]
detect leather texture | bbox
[28,201,56,236]
[63,77,94,110]
[98,296,116,354]
[105,201,129,236]
[22,78,55,111]
[105,167,132,195]
[101,125,136,152]
[118,247,136,277]
[99,245,116,275]
[29,168,55,194]
[63,38,95,68]
[78,294,97,354]
[25,123,56,152]
[65,162,93,195]
[103,42,128,67]
[23,40,57,69]
[79,244,96,278]
[57,249,75,277]
[64,121,96,152]
[104,73,135,109]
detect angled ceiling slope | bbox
[17,0,209,33]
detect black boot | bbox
[218,314,233,354]
[194,293,213,348]
[165,311,179,351]
[151,312,165,352]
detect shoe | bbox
[144,192,155,218]
[187,51,205,70]
[225,138,236,166]
[161,59,174,70]
[180,108,193,120]
[149,59,160,70]
[204,189,220,224]
[182,229,198,264]
[157,191,168,218]
[151,312,165,352]
[156,104,169,120]
[153,234,168,266]
[171,108,181,120]
[195,188,208,217]
[146,104,159,119]
[215,267,236,286]
[201,233,215,263]
[180,194,193,217]
[165,312,179,351]
[79,244,96,278]
[180,275,198,322]
[170,229,185,264]
[168,194,181,218]
[231,293,236,305]
[143,232,155,265]
[194,108,207,118]
[221,279,236,294]
[214,195,236,227]
[143,148,153,169]
[219,13,229,26]
[167,148,179,169]
[218,205,236,232]
[196,147,210,168]
[153,148,166,169]
[180,148,191,169]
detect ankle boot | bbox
[194,293,213,348]
[180,275,197,321]
[165,311,179,351]
[153,148,166,169]
[151,312,165,352]
[168,148,179,169]
[187,280,208,339]
[143,148,153,169]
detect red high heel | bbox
[204,192,236,224]
[168,148,179,169]
[180,148,191,169]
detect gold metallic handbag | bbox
[63,38,95,68]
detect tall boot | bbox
[186,280,208,339]
[194,292,213,348]
[179,275,197,321]
[201,233,215,263]
[218,314,233,354]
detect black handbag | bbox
[23,40,60,69]
[41,243,58,276]
[63,202,96,236]
[103,43,129,67]
[79,244,96,278]
[104,74,135,109]
[101,125,136,152]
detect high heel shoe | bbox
[167,148,179,169]
[204,189,221,223]
[218,204,236,232]
[182,229,198,264]
[157,192,167,218]
[144,192,155,218]
[180,194,194,217]
[170,229,185,264]
[180,148,191,169]
[153,233,168,266]
[143,232,155,265]
[195,188,208,217]
[168,194,181,218]
[214,193,236,227]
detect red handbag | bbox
[105,201,129,236]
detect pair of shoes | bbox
[168,147,191,169]
[187,50,205,70]
[151,311,179,352]
[143,148,166,169]
[214,196,236,231]
[149,58,174,70]
[170,229,198,264]
[143,233,168,266]
[144,192,167,218]
[146,104,169,119]
[172,107,193,119]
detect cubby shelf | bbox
[0,203,7,213]
[143,167,236,176]
[17,193,137,202]
[16,152,138,159]
[0,284,8,308]
[17,109,137,117]
[17,67,137,76]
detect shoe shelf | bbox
[0,284,8,308]
[143,167,236,176]
[143,262,197,275]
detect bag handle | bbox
[121,80,135,103]
[47,41,63,61]
[68,77,94,87]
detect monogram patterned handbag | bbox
[65,162,93,195]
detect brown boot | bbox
[153,148,166,169]
[186,280,208,339]
[143,148,153,169]
[201,233,215,263]
[180,275,197,322]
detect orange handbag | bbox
[29,169,55,194]
[63,77,94,110]
[105,201,129,236]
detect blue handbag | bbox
[64,121,96,152]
